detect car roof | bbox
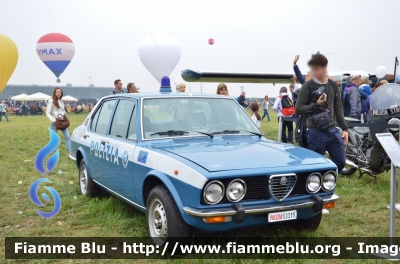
[103,92,233,99]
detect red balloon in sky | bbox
[208,38,214,45]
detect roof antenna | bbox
[150,34,177,88]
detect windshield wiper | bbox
[150,130,189,136]
[211,130,263,138]
[194,131,214,138]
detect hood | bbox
[153,137,330,172]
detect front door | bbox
[102,99,137,201]
[85,99,117,186]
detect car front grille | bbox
[211,176,271,204]
[268,174,297,201]
[290,173,309,196]
[201,171,330,205]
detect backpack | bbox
[279,95,295,116]
[292,89,300,106]
[343,89,351,116]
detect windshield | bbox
[371,84,400,110]
[142,97,260,139]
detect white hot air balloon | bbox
[375,66,387,79]
[138,34,181,83]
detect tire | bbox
[79,159,101,197]
[146,185,190,246]
[291,212,322,231]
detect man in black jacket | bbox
[295,54,348,172]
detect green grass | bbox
[0,111,398,263]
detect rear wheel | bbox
[146,185,190,246]
[79,159,101,197]
[291,212,322,231]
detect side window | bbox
[90,107,101,131]
[95,99,117,135]
[110,100,136,138]
[127,104,137,139]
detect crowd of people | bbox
[225,53,384,174]
[0,100,46,118]
[0,98,93,121]
[264,53,387,173]
[1,68,393,173]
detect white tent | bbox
[63,95,79,102]
[10,93,29,101]
[27,92,51,100]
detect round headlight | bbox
[306,173,321,193]
[322,171,337,191]
[226,179,246,202]
[203,181,224,204]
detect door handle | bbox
[83,134,90,139]
[100,140,109,145]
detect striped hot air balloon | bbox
[36,33,75,83]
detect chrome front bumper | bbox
[183,194,339,218]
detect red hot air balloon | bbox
[208,38,214,45]
[36,33,75,83]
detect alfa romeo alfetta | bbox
[71,91,339,246]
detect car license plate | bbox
[268,210,297,223]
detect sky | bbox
[1,0,400,97]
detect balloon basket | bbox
[57,79,61,83]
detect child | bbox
[250,102,261,129]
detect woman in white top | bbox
[46,87,72,156]
[260,95,270,122]
[250,102,261,129]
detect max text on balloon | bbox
[37,48,62,56]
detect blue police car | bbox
[71,82,339,246]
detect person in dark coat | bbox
[237,92,247,108]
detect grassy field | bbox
[0,110,398,264]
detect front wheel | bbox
[291,212,322,231]
[146,185,190,246]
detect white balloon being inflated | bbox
[138,34,181,83]
[375,65,387,79]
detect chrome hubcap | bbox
[148,198,167,239]
[79,165,87,195]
